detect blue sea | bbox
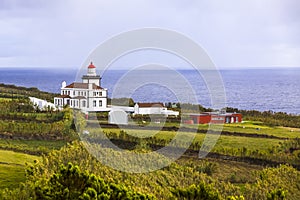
[0,68,300,114]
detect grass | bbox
[222,122,300,138]
[0,139,67,189]
[183,122,300,139]
[93,127,282,153]
[0,97,12,102]
[96,120,300,139]
[0,139,67,155]
[214,135,280,151]
[0,150,40,189]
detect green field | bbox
[0,139,66,189]
[96,127,283,151]
[97,119,300,139]
[181,122,300,139]
[0,150,40,189]
[0,139,67,155]
[222,122,300,138]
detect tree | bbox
[267,189,286,200]
[34,163,154,200]
[172,182,221,200]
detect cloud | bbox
[0,0,299,68]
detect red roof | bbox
[137,102,164,108]
[64,82,103,90]
[88,62,96,69]
[55,95,87,99]
[55,95,71,98]
[72,96,86,99]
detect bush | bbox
[172,182,221,200]
[34,163,154,200]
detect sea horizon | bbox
[1,67,300,114]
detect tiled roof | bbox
[64,82,103,90]
[55,95,71,98]
[72,96,86,99]
[137,102,164,108]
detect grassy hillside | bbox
[0,83,58,102]
[0,150,39,189]
[0,84,71,190]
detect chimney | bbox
[88,83,93,90]
[61,81,66,88]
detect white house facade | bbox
[54,62,109,112]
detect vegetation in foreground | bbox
[1,141,299,200]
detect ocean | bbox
[0,68,300,114]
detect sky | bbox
[0,0,299,69]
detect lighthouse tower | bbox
[82,62,101,86]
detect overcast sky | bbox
[0,0,299,69]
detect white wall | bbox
[29,97,56,111]
[135,107,163,115]
[82,79,100,86]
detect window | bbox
[82,101,86,107]
[99,100,102,107]
[93,100,97,107]
[68,91,70,95]
[100,92,102,96]
[84,92,86,96]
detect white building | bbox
[134,102,179,116]
[29,97,57,111]
[54,62,109,112]
[134,102,166,115]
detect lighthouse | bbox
[54,61,108,112]
[82,62,101,86]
